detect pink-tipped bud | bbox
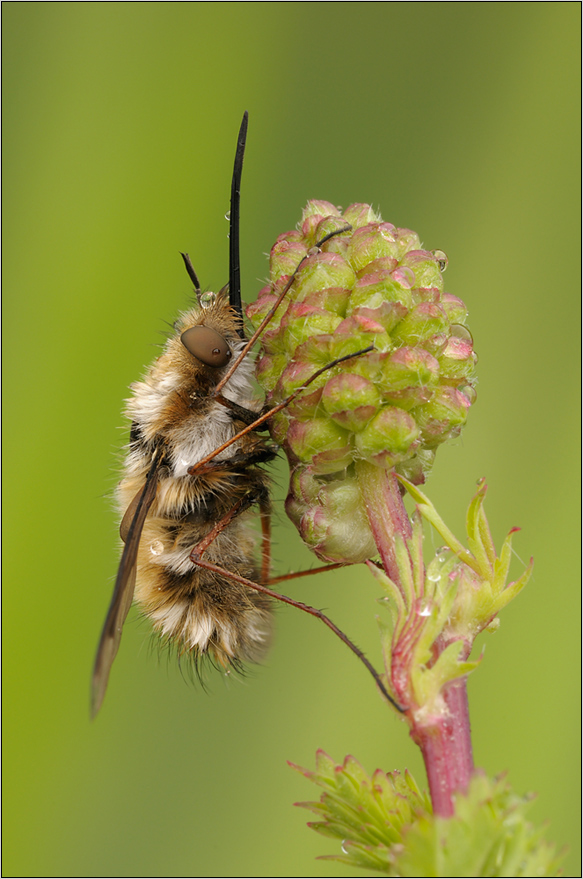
[354,405,420,468]
[322,373,381,432]
[247,202,477,562]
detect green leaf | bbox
[294,759,563,876]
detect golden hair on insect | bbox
[91,112,403,718]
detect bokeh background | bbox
[3,3,580,877]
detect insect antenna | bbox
[180,252,202,299]
[179,110,248,311]
[229,110,249,338]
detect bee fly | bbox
[91,112,402,717]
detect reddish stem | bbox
[358,461,475,816]
[411,676,474,816]
[356,463,412,593]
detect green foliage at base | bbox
[291,752,563,877]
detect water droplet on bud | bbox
[450,324,473,343]
[459,384,477,405]
[432,249,448,271]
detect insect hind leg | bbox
[189,487,267,564]
[190,555,403,712]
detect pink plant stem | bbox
[357,461,474,816]
[411,675,474,816]
[356,463,412,593]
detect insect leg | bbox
[213,222,353,397]
[188,345,373,475]
[189,556,404,712]
[259,497,271,584]
[189,491,260,562]
[193,445,277,479]
[189,489,272,583]
[268,563,347,585]
[213,394,270,428]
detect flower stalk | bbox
[361,466,477,815]
[249,200,546,868]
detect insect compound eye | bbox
[180,325,233,368]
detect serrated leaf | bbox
[295,760,562,876]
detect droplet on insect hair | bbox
[200,292,216,308]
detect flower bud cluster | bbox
[247,201,477,562]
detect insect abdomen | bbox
[117,303,274,668]
[132,512,272,664]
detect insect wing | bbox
[91,456,160,717]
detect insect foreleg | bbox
[188,345,374,476]
[213,393,270,427]
[189,556,404,712]
[213,222,353,398]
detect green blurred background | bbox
[3,3,580,876]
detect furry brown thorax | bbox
[118,291,273,666]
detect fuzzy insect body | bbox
[91,113,279,717]
[92,112,402,717]
[120,296,273,667]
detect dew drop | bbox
[426,569,441,582]
[459,384,477,405]
[150,540,164,556]
[450,323,473,343]
[200,291,216,308]
[225,210,231,221]
[432,249,448,272]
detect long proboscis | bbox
[229,111,248,338]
